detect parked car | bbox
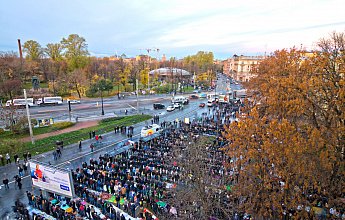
[199,103,205,107]
[153,103,165,109]
[189,95,199,99]
[173,103,181,109]
[67,98,80,104]
[167,105,175,112]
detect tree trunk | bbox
[75,84,81,98]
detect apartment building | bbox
[224,55,266,81]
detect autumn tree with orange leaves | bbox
[224,31,345,219]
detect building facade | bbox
[224,55,266,81]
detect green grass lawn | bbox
[5,114,152,158]
[0,122,76,140]
[22,82,48,90]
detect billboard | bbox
[38,118,54,127]
[29,161,75,198]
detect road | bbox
[0,76,241,218]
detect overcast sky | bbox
[1,0,345,60]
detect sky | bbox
[1,0,345,60]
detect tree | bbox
[140,68,149,87]
[22,40,43,62]
[0,104,23,133]
[12,116,37,135]
[45,43,62,61]
[120,67,130,91]
[24,61,40,83]
[165,136,235,220]
[67,69,88,98]
[60,34,89,58]
[0,51,21,84]
[224,31,345,218]
[0,79,22,99]
[86,79,113,97]
[60,34,90,70]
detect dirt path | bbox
[19,119,101,142]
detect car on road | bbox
[189,95,199,99]
[207,100,215,107]
[173,103,181,109]
[67,99,81,104]
[200,94,207,98]
[167,105,175,112]
[153,103,165,109]
[199,103,205,107]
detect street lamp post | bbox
[98,86,105,115]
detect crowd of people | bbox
[8,99,243,220]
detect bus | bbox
[171,96,189,104]
[6,98,34,108]
[37,97,63,106]
[207,92,222,101]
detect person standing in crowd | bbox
[6,153,11,164]
[0,154,4,166]
[92,130,96,138]
[53,150,57,160]
[28,152,31,160]
[13,153,18,164]
[90,144,94,152]
[22,152,27,162]
[3,178,9,189]
[79,140,82,149]
[89,131,92,139]
[23,163,28,175]
[18,164,24,177]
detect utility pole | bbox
[68,100,71,121]
[24,89,34,145]
[194,72,196,90]
[136,79,139,115]
[148,71,150,91]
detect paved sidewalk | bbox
[19,119,101,142]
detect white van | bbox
[6,98,34,107]
[207,100,215,107]
[37,96,63,106]
[171,96,189,104]
[140,124,162,138]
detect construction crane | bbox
[153,47,160,61]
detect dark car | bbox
[153,103,165,109]
[199,103,205,107]
[189,95,199,99]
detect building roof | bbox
[149,67,191,76]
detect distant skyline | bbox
[1,0,345,60]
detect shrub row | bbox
[51,121,75,131]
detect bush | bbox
[154,85,170,94]
[0,128,4,135]
[51,121,74,131]
[12,116,37,135]
[100,116,125,124]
